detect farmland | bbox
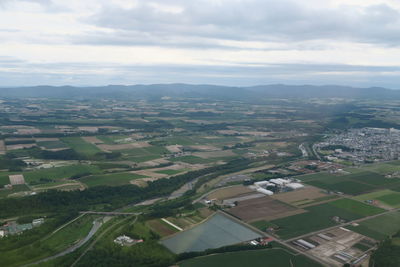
[270,198,383,239]
[354,189,400,208]
[80,172,148,187]
[179,248,322,267]
[61,137,102,155]
[2,89,400,266]
[347,212,400,240]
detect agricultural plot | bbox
[80,172,148,187]
[228,196,305,222]
[270,199,383,240]
[354,189,400,208]
[298,171,394,195]
[37,140,68,150]
[271,186,335,207]
[23,165,101,184]
[179,248,322,267]
[61,137,101,155]
[121,146,169,162]
[160,213,261,254]
[347,212,400,241]
[147,219,179,237]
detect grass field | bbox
[179,248,322,267]
[121,146,169,162]
[329,198,384,217]
[354,189,400,208]
[37,140,68,149]
[270,199,381,239]
[80,172,148,187]
[61,137,102,155]
[299,166,400,196]
[347,212,400,240]
[24,165,101,184]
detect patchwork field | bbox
[206,185,254,201]
[270,186,335,207]
[61,137,102,155]
[23,164,101,184]
[270,198,384,239]
[298,170,400,195]
[228,196,305,222]
[179,248,322,267]
[354,189,400,208]
[347,212,400,240]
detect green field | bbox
[347,212,400,240]
[299,165,400,196]
[121,146,169,162]
[96,135,131,145]
[270,199,381,239]
[250,220,279,231]
[80,172,148,187]
[61,137,102,155]
[354,190,400,208]
[24,165,101,184]
[37,140,68,149]
[179,248,322,267]
[329,198,384,217]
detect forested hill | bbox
[0,84,399,100]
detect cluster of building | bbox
[316,127,400,163]
[249,178,304,196]
[0,218,44,237]
[114,235,143,246]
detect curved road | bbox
[23,219,103,267]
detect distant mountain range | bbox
[0,84,398,100]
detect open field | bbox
[270,199,383,240]
[37,139,68,150]
[24,165,101,184]
[347,211,400,240]
[179,248,322,267]
[161,213,261,254]
[206,185,254,201]
[354,189,400,208]
[80,172,148,187]
[147,219,179,237]
[61,137,102,155]
[193,150,236,159]
[97,142,150,152]
[228,196,305,222]
[271,186,334,207]
[329,198,385,217]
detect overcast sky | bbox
[1,0,400,88]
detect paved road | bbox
[71,215,138,267]
[23,219,103,266]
